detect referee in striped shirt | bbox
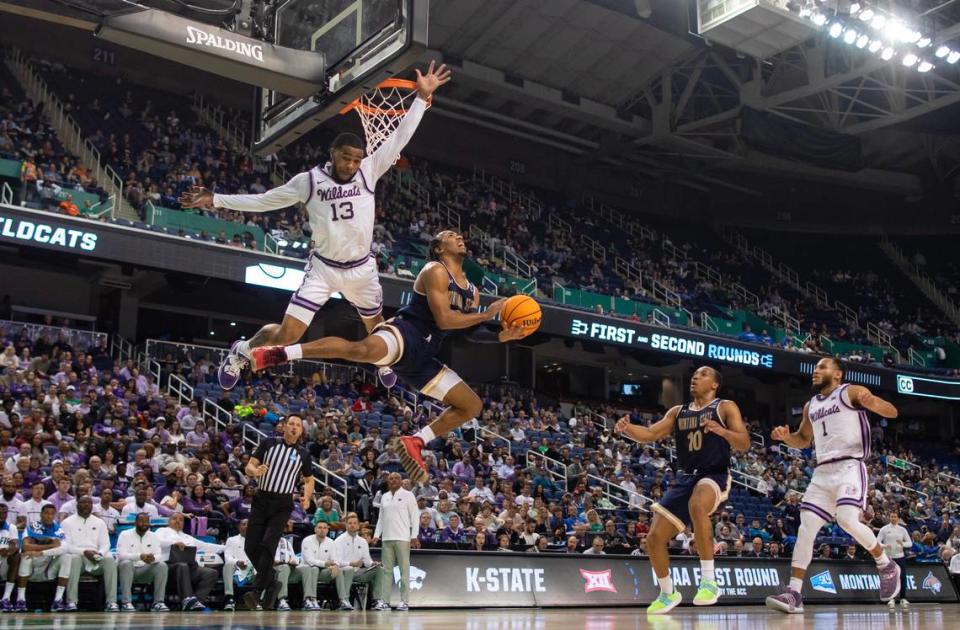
[243,415,314,610]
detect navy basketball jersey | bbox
[674,399,730,475]
[397,261,475,347]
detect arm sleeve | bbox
[362,541,374,568]
[366,97,428,182]
[300,447,314,479]
[408,493,420,539]
[213,173,310,213]
[253,439,270,463]
[116,532,140,562]
[373,512,383,540]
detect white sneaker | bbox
[900,599,909,609]
[277,598,290,611]
[888,599,896,611]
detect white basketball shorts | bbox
[799,459,868,521]
[286,253,383,325]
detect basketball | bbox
[501,295,542,337]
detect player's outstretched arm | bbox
[846,385,898,418]
[179,171,310,214]
[614,406,679,444]
[368,61,452,180]
[770,402,813,448]
[703,400,751,452]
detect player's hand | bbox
[179,186,214,210]
[484,298,507,321]
[701,420,724,436]
[83,549,98,561]
[254,464,269,477]
[175,542,186,550]
[330,565,339,577]
[498,321,526,343]
[415,60,452,100]
[300,495,311,510]
[770,425,791,442]
[614,415,630,435]
[370,537,380,546]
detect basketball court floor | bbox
[0,606,954,630]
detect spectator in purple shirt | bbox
[183,482,213,516]
[440,514,466,543]
[45,477,74,513]
[185,421,210,449]
[451,456,475,484]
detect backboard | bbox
[254,0,428,155]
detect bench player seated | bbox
[246,230,526,484]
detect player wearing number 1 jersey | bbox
[179,61,452,391]
[767,357,900,614]
[615,366,749,615]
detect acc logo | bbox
[393,565,427,591]
[897,375,915,394]
[810,570,836,594]
[922,571,942,594]
[579,569,617,593]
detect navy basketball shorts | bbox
[652,471,732,531]
[373,317,464,402]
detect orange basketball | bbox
[501,294,542,338]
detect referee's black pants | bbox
[245,491,293,593]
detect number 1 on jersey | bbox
[821,422,828,437]
[330,201,354,221]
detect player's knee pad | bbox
[371,329,401,366]
[792,509,826,570]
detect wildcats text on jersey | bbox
[810,403,841,422]
[318,184,362,202]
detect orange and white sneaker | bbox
[250,346,289,372]
[395,436,428,484]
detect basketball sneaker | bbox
[765,588,803,614]
[693,579,719,606]
[646,591,681,615]
[249,346,289,372]
[378,366,397,388]
[878,560,901,602]
[218,340,248,390]
[395,436,429,484]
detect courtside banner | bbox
[373,551,958,607]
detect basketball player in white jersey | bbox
[179,61,451,390]
[766,357,900,614]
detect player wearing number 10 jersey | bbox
[615,366,750,615]
[178,62,452,391]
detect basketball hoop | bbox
[340,78,429,155]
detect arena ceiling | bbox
[5,0,960,199]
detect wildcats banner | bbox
[374,551,958,607]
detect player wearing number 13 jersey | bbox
[615,366,750,615]
[767,357,901,614]
[178,62,452,391]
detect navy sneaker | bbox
[218,340,248,390]
[51,599,67,612]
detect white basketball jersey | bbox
[807,383,870,465]
[304,163,378,262]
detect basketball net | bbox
[341,79,428,158]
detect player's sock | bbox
[415,426,436,443]
[658,576,674,595]
[875,551,890,566]
[55,585,65,600]
[789,577,803,593]
[700,560,715,582]
[284,345,303,361]
[3,582,12,599]
[237,340,252,358]
[16,587,25,602]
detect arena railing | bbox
[168,373,195,406]
[240,421,349,510]
[750,432,765,447]
[937,471,960,485]
[110,334,134,364]
[525,450,567,489]
[730,469,767,496]
[1,182,11,205]
[202,398,234,434]
[0,318,107,351]
[885,456,924,477]
[478,426,512,456]
[585,472,652,515]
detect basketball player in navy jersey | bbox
[248,230,526,483]
[615,366,749,615]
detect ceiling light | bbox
[859,9,874,22]
[829,22,844,38]
[849,3,861,15]
[813,13,827,26]
[856,34,869,48]
[917,61,933,72]
[868,40,882,53]
[844,29,858,45]
[881,47,895,60]
[800,7,812,18]
[905,30,922,44]
[935,45,951,58]
[884,20,903,39]
[902,53,918,67]
[917,37,931,48]
[948,51,960,64]
[871,15,886,30]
